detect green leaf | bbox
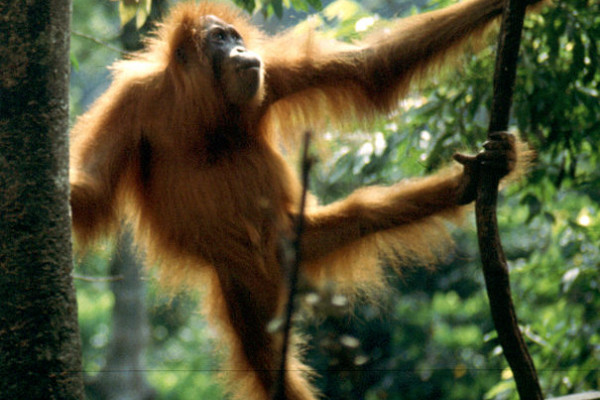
[236,0,256,13]
[583,35,598,84]
[136,5,150,29]
[118,1,138,26]
[70,51,79,71]
[271,0,283,18]
[570,35,585,77]
[306,0,322,10]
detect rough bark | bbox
[0,0,84,398]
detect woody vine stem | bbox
[476,0,543,398]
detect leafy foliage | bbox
[234,0,323,18]
[118,0,152,28]
[71,0,599,398]
[302,0,600,398]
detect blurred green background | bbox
[70,0,600,399]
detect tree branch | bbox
[476,0,543,399]
[272,132,313,400]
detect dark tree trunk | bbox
[477,0,542,398]
[86,232,156,400]
[0,0,84,399]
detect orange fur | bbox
[70,1,538,399]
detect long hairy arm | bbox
[300,167,464,263]
[298,133,529,291]
[70,80,141,245]
[259,0,546,134]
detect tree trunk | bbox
[0,0,84,399]
[86,232,156,400]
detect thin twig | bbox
[272,132,313,400]
[72,274,124,282]
[71,30,132,56]
[476,0,543,398]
